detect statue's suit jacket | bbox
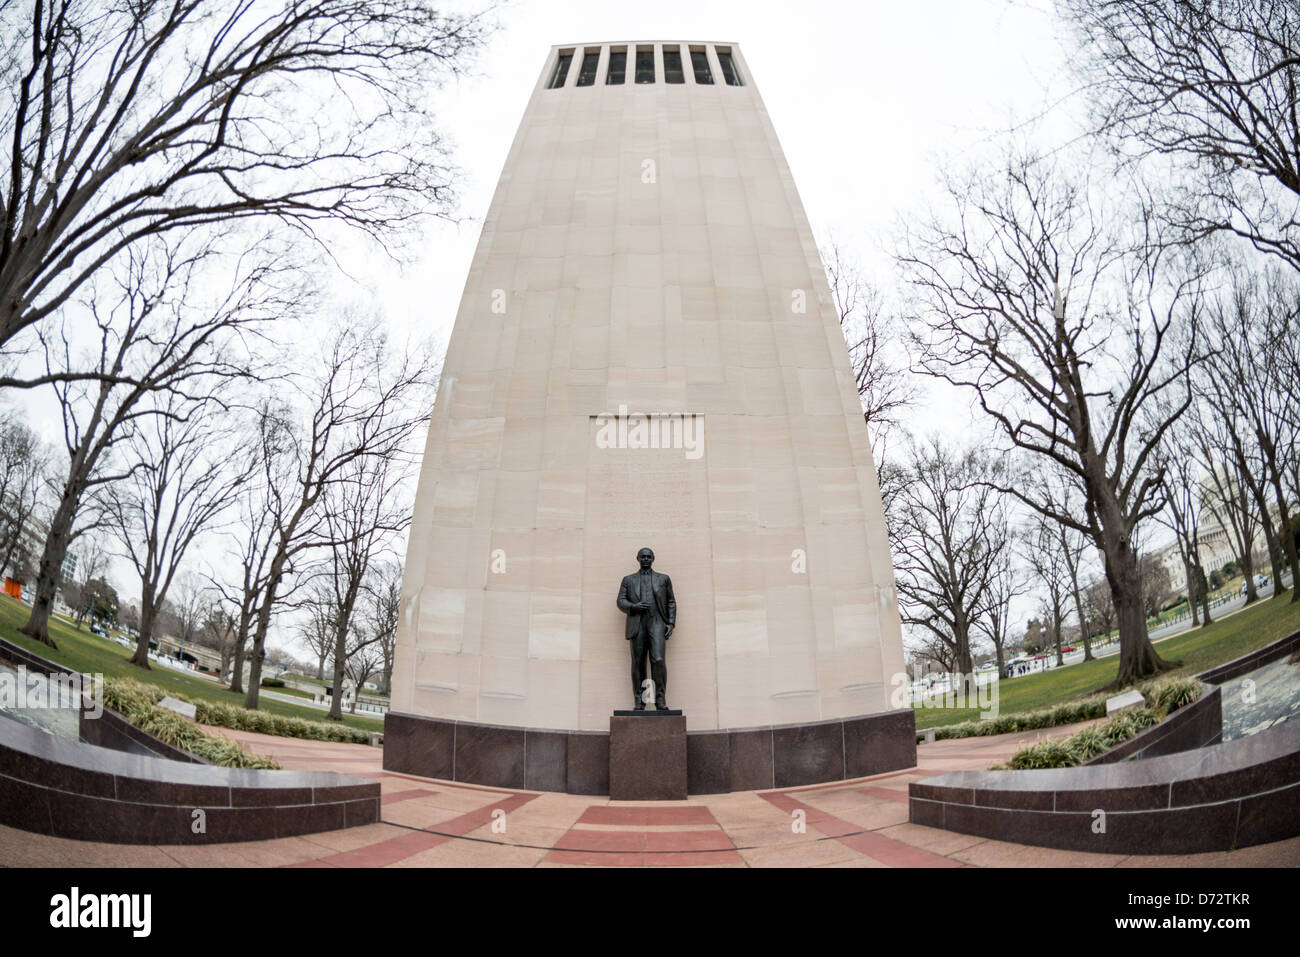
[616,571,676,640]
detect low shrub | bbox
[1000,677,1202,769]
[931,694,1110,741]
[260,677,285,688]
[932,674,1206,744]
[102,678,280,770]
[101,676,370,752]
[191,698,369,744]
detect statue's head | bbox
[637,547,654,569]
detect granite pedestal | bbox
[609,712,687,800]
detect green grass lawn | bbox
[916,594,1300,730]
[282,672,330,687]
[0,596,384,733]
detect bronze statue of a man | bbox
[616,547,676,711]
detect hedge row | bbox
[930,696,1110,740]
[102,676,371,756]
[929,674,1204,742]
[1000,676,1204,770]
[102,678,281,770]
[191,696,370,744]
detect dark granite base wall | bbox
[0,715,379,844]
[383,707,916,794]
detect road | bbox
[911,572,1292,699]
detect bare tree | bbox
[1155,414,1213,626]
[0,412,49,579]
[823,241,918,464]
[296,577,338,682]
[61,532,108,629]
[1140,551,1174,620]
[1082,574,1116,641]
[319,396,417,721]
[172,571,210,656]
[343,643,382,715]
[362,560,402,695]
[212,404,286,694]
[105,394,254,668]
[1197,262,1300,600]
[974,543,1026,680]
[911,634,956,676]
[1060,0,1300,273]
[899,149,1204,685]
[1026,512,1070,668]
[1192,398,1263,604]
[17,240,275,647]
[239,316,434,709]
[888,436,1009,680]
[0,0,489,356]
[197,597,239,680]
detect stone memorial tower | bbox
[386,42,913,794]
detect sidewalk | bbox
[4,719,1296,867]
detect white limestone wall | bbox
[392,42,906,731]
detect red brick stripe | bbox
[291,792,538,867]
[760,792,958,867]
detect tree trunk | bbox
[244,600,275,710]
[1070,586,1093,661]
[1268,479,1300,603]
[1053,609,1063,667]
[19,491,79,648]
[229,601,255,693]
[1253,495,1287,601]
[130,588,155,669]
[1184,560,1200,627]
[1194,564,1212,626]
[329,644,347,722]
[1239,543,1258,604]
[1108,545,1171,686]
[245,554,292,710]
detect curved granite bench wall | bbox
[80,704,209,763]
[2,635,207,762]
[1083,682,1221,765]
[909,717,1299,853]
[383,708,917,795]
[909,629,1300,853]
[1199,628,1300,685]
[0,715,379,844]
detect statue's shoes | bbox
[656,701,668,711]
[633,702,645,711]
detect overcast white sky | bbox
[369,0,1080,371]
[22,0,1111,655]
